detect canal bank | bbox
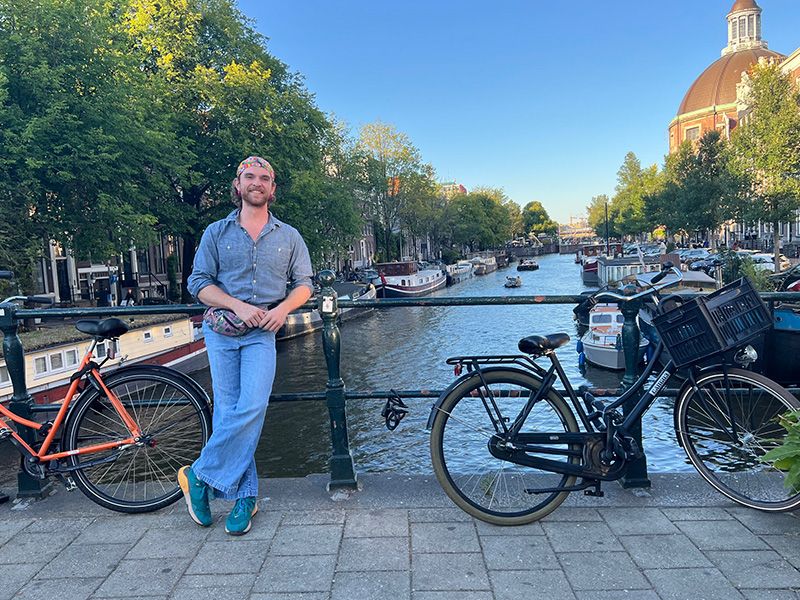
[0,473,797,599]
[192,252,690,478]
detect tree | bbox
[586,195,619,239]
[610,152,659,239]
[449,189,513,252]
[521,201,558,236]
[645,132,732,245]
[121,0,332,299]
[357,121,424,261]
[728,59,800,270]
[0,0,176,262]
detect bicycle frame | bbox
[0,340,142,464]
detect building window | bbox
[34,357,47,376]
[739,16,746,38]
[163,326,172,338]
[0,366,9,385]
[49,353,64,372]
[685,126,700,142]
[732,20,738,40]
[65,349,79,367]
[748,15,754,38]
[143,330,153,343]
[96,340,119,359]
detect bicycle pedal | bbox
[56,474,77,492]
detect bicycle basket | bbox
[652,277,771,368]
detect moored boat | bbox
[446,260,474,285]
[471,255,497,275]
[579,304,648,370]
[517,259,539,271]
[277,282,377,341]
[375,261,447,298]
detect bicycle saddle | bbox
[518,333,571,355]
[75,318,129,339]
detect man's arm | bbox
[258,285,312,333]
[197,285,266,328]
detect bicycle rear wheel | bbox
[63,366,212,513]
[676,367,800,512]
[430,368,580,525]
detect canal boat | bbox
[471,255,497,276]
[1,314,207,405]
[504,276,522,288]
[277,282,377,341]
[374,261,447,297]
[579,304,648,370]
[579,243,623,286]
[445,260,474,285]
[517,259,539,271]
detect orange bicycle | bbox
[0,288,212,513]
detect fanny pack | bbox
[202,307,250,336]
[202,301,281,337]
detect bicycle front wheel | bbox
[676,367,800,512]
[64,366,212,513]
[430,368,580,525]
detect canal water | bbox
[189,252,692,477]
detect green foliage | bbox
[448,188,513,251]
[728,60,800,267]
[521,201,558,236]
[587,194,618,239]
[646,132,732,239]
[762,410,800,493]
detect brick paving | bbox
[0,473,796,599]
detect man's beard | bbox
[241,188,271,207]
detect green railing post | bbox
[0,303,51,499]
[618,289,651,489]
[317,270,358,491]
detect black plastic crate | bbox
[653,277,771,368]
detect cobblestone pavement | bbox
[0,473,796,599]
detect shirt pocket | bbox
[219,239,250,273]
[266,244,291,281]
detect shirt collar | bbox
[225,209,283,229]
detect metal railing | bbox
[3,269,800,499]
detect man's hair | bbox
[230,179,241,208]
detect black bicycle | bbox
[426,266,800,525]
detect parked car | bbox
[752,253,791,272]
[688,256,724,275]
[681,248,711,265]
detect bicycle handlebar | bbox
[593,266,683,303]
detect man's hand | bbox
[234,302,267,328]
[258,305,290,332]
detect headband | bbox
[236,156,274,178]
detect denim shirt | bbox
[187,209,314,306]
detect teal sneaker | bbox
[225,497,258,536]
[178,466,212,527]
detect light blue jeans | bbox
[193,324,276,500]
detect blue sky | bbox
[241,1,799,223]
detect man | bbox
[181,156,313,535]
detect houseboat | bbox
[470,255,498,276]
[445,260,474,285]
[0,314,206,405]
[277,283,377,340]
[517,259,539,271]
[374,261,447,297]
[579,243,623,286]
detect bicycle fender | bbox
[425,366,542,430]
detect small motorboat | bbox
[578,304,648,370]
[517,259,539,271]
[504,276,522,288]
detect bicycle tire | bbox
[63,366,212,513]
[430,368,580,525]
[676,367,800,512]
